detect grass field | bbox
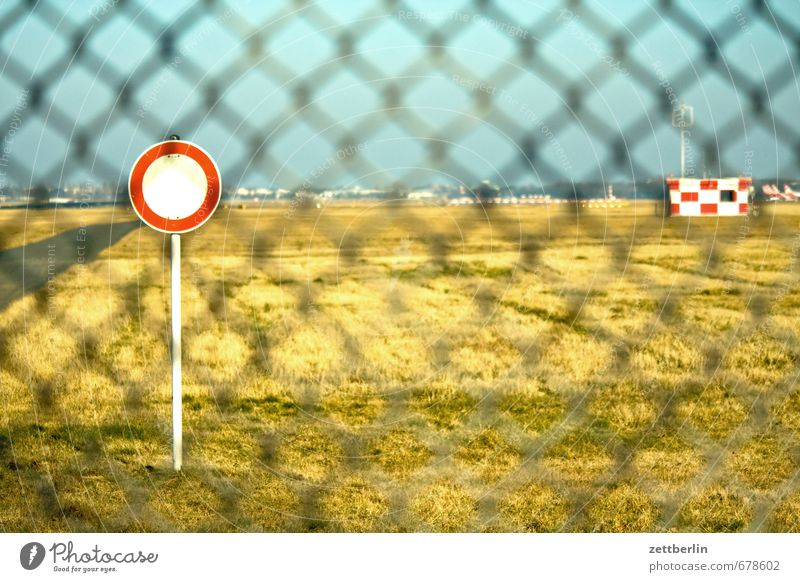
[1,200,800,532]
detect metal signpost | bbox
[128,135,221,471]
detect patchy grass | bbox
[676,384,748,440]
[771,390,800,430]
[410,383,476,431]
[236,383,297,421]
[498,481,569,532]
[0,468,40,530]
[271,325,343,382]
[51,282,122,334]
[586,484,660,532]
[56,474,128,529]
[100,424,168,470]
[410,480,477,532]
[361,335,430,381]
[539,330,612,384]
[276,427,343,484]
[633,332,702,381]
[770,491,800,532]
[186,328,252,382]
[679,486,752,532]
[148,474,223,532]
[191,426,259,477]
[542,431,614,485]
[724,331,795,388]
[727,436,796,491]
[8,317,79,381]
[450,329,521,379]
[368,429,432,478]
[239,470,299,531]
[589,381,657,437]
[455,429,520,482]
[632,434,704,487]
[499,384,565,434]
[319,479,390,532]
[318,381,385,427]
[97,319,167,385]
[6,206,800,532]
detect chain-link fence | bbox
[1,0,799,195]
[3,1,800,534]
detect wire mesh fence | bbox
[1,0,799,191]
[1,1,800,533]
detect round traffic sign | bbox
[129,139,221,233]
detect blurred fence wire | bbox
[0,0,798,193]
[3,0,800,534]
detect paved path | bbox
[0,220,140,311]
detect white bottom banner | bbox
[1,533,798,581]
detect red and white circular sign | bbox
[129,139,221,233]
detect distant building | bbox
[407,190,437,200]
[665,177,751,217]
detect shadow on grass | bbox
[0,220,140,311]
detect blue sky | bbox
[1,0,798,189]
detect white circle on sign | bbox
[142,154,208,220]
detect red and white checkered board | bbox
[666,178,751,217]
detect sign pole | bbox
[128,136,220,471]
[171,232,182,471]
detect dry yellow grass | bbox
[8,317,79,381]
[539,329,612,384]
[632,434,704,488]
[97,319,167,386]
[360,334,430,381]
[455,428,520,482]
[276,426,343,484]
[50,281,122,334]
[723,331,795,389]
[450,328,521,379]
[270,325,343,382]
[410,382,476,431]
[0,468,38,530]
[727,436,796,491]
[235,378,296,421]
[633,331,702,381]
[3,204,800,532]
[191,426,260,477]
[770,491,800,532]
[679,486,752,532]
[318,381,385,427]
[239,470,300,531]
[771,390,800,429]
[589,381,657,437]
[543,431,614,485]
[587,484,660,532]
[148,474,224,531]
[319,479,390,532]
[56,473,128,530]
[498,481,569,532]
[368,429,432,478]
[410,480,477,532]
[676,384,748,440]
[186,327,252,382]
[0,368,36,420]
[499,382,564,434]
